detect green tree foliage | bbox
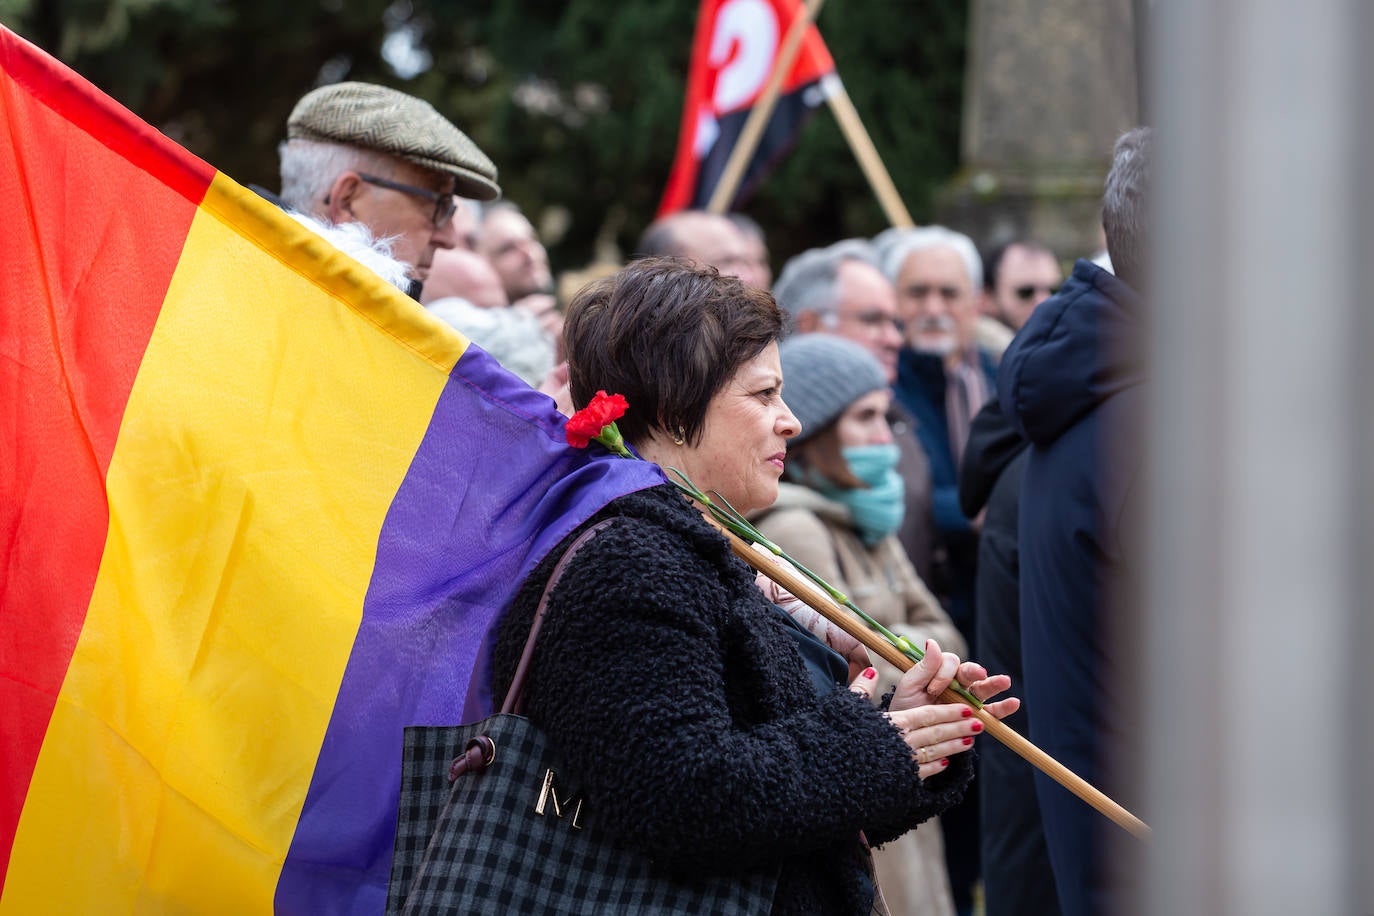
[6,0,966,274]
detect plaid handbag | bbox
[386,520,780,914]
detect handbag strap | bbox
[501,518,616,715]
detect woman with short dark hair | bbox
[492,258,1016,914]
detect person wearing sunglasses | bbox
[982,239,1063,332]
[276,82,500,299]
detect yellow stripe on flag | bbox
[3,175,465,912]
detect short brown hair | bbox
[563,257,783,446]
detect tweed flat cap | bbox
[288,82,500,201]
[779,334,888,445]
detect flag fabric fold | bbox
[0,26,663,913]
[658,0,836,215]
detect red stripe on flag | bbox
[659,0,723,215]
[658,0,835,215]
[0,26,213,880]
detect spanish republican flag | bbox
[658,0,836,214]
[0,26,661,913]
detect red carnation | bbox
[565,390,630,452]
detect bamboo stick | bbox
[706,0,826,214]
[704,516,1151,840]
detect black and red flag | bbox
[658,0,837,215]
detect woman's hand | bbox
[889,638,1018,716]
[850,639,1020,779]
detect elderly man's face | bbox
[895,246,978,357]
[990,244,1062,330]
[831,260,903,383]
[478,209,552,300]
[344,160,458,284]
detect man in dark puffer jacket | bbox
[996,128,1151,916]
[957,399,1060,916]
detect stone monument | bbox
[936,0,1140,261]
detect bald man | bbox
[635,210,764,288]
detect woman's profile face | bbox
[670,342,800,516]
[834,389,894,450]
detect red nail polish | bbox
[940,758,949,767]
[862,667,877,680]
[961,708,973,718]
[962,737,974,746]
[971,722,983,733]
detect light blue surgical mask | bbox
[819,443,905,546]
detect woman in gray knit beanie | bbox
[755,333,968,916]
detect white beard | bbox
[909,316,960,357]
[912,333,957,357]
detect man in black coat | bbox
[958,398,1060,916]
[996,128,1151,916]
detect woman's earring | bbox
[672,426,686,446]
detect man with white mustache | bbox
[882,224,998,916]
[882,226,996,637]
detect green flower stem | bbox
[583,432,983,707]
[580,424,1147,838]
[665,468,983,710]
[590,424,633,459]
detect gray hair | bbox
[772,239,881,322]
[278,139,392,213]
[286,210,410,291]
[870,226,910,274]
[879,225,982,290]
[1102,126,1152,288]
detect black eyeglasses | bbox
[1014,284,1060,301]
[357,173,456,229]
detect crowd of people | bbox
[262,79,1148,916]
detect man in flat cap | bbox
[277,82,500,298]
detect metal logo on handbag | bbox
[446,735,587,828]
[535,768,584,828]
[386,519,779,915]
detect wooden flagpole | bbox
[706,0,827,214]
[703,516,1151,840]
[704,0,914,229]
[821,75,914,227]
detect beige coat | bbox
[753,482,965,916]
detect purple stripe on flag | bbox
[274,347,663,914]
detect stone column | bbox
[935,0,1139,260]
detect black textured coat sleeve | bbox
[495,493,970,873]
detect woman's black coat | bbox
[494,484,971,915]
